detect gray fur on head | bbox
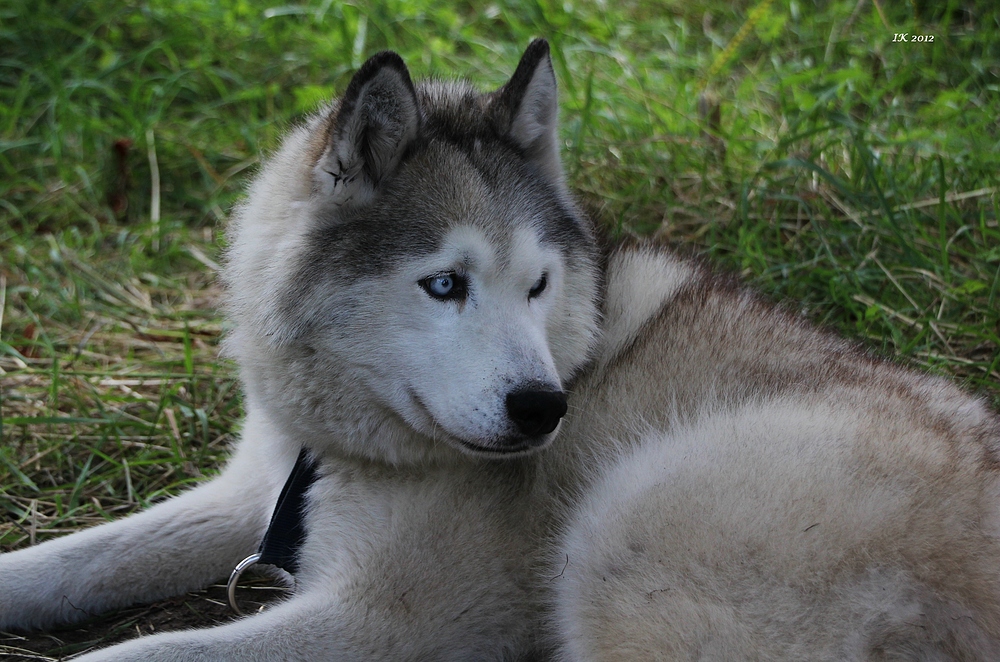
[225,38,594,350]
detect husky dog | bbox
[2,40,1000,661]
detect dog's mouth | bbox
[454,432,556,458]
[405,385,564,458]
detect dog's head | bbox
[225,41,602,462]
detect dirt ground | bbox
[0,577,285,660]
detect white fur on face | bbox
[371,225,565,455]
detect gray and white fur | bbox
[2,40,999,661]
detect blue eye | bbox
[420,272,467,301]
[429,275,454,296]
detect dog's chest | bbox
[292,462,542,586]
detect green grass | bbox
[2,0,998,565]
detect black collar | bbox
[256,447,319,575]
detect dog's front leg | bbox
[0,410,298,630]
[67,593,356,662]
[68,585,510,662]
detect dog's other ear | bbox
[495,39,563,184]
[315,51,420,207]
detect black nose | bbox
[505,387,568,437]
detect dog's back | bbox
[551,245,1000,659]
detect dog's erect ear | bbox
[315,51,420,206]
[495,39,563,184]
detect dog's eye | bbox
[420,272,467,301]
[528,273,548,300]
